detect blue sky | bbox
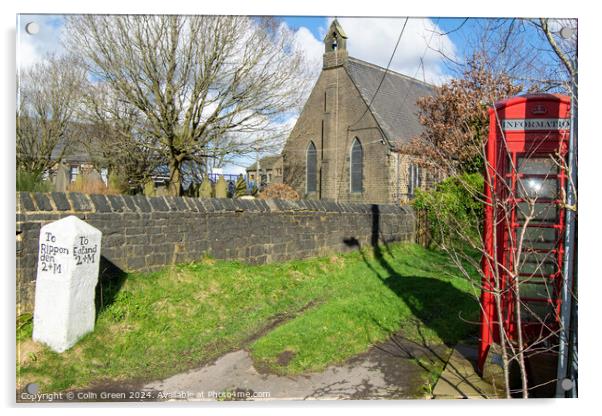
[282,16,327,37]
[279,16,477,79]
[18,15,461,83]
[17,14,569,174]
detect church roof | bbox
[345,57,436,145]
[51,139,97,163]
[46,122,102,163]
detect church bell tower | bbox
[323,19,348,69]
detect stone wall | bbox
[387,153,433,204]
[16,192,416,314]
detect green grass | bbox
[17,243,480,392]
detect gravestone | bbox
[215,175,228,198]
[32,216,102,353]
[54,162,69,192]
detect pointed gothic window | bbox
[408,163,423,199]
[350,138,363,193]
[306,141,317,193]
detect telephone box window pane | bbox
[519,251,557,275]
[520,261,556,276]
[521,250,556,264]
[517,157,558,175]
[517,202,558,222]
[518,274,552,287]
[520,282,554,299]
[521,302,556,322]
[522,227,557,247]
[523,241,556,250]
[518,274,548,284]
[517,178,558,199]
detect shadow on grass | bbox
[344,205,478,347]
[94,256,128,318]
[342,205,487,397]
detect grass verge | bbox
[17,243,479,392]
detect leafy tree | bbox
[16,169,52,193]
[406,53,522,175]
[412,172,484,248]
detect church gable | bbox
[282,55,387,202]
[282,19,434,204]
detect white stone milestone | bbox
[32,215,102,352]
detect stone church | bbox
[282,20,436,204]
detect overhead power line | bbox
[365,17,410,111]
[350,17,410,128]
[393,17,441,129]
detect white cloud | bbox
[17,15,66,71]
[255,17,458,160]
[329,17,456,85]
[291,25,324,79]
[15,15,456,85]
[276,17,458,88]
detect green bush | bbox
[412,173,484,248]
[108,172,130,194]
[16,170,52,193]
[234,174,247,198]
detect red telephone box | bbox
[478,94,571,372]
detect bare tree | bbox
[428,18,576,94]
[16,54,87,176]
[65,15,312,196]
[78,82,165,192]
[405,53,522,176]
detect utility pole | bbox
[255,145,261,191]
[555,24,578,398]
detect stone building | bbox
[51,141,107,187]
[282,19,437,204]
[246,155,284,186]
[45,133,108,192]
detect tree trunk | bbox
[168,158,182,197]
